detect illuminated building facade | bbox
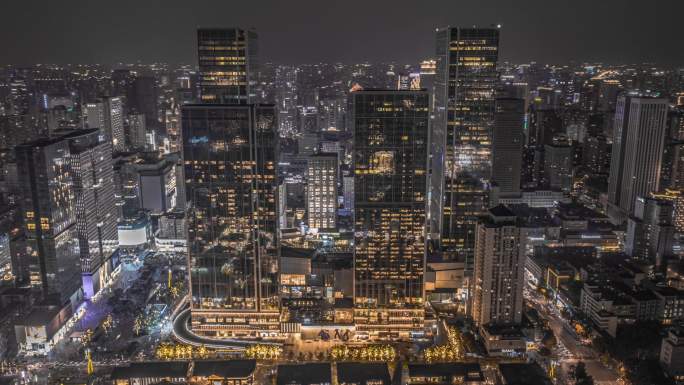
[62,129,119,299]
[182,104,279,338]
[86,97,125,152]
[306,153,338,231]
[197,28,257,104]
[607,94,668,221]
[128,113,147,150]
[16,138,82,308]
[351,90,429,339]
[165,108,181,153]
[431,27,500,265]
[660,107,684,191]
[653,189,684,233]
[472,205,524,327]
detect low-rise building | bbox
[336,363,391,385]
[495,190,570,208]
[479,324,527,356]
[109,360,257,385]
[424,260,465,303]
[191,359,257,385]
[277,363,331,385]
[14,300,75,356]
[580,284,618,337]
[497,363,553,385]
[117,214,152,252]
[406,363,485,385]
[654,287,684,323]
[110,361,190,385]
[661,329,684,382]
[155,210,187,253]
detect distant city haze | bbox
[0,0,682,65]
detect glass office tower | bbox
[351,89,429,340]
[431,27,500,267]
[182,104,279,338]
[197,28,257,104]
[16,138,82,308]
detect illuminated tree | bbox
[329,345,395,362]
[245,344,282,360]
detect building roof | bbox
[629,289,658,302]
[21,306,63,327]
[337,363,391,385]
[182,103,276,109]
[407,363,484,381]
[0,287,32,296]
[281,246,315,259]
[277,363,331,385]
[351,88,428,94]
[110,361,189,379]
[309,152,339,159]
[489,204,516,218]
[192,359,256,379]
[481,324,525,337]
[654,286,684,298]
[334,298,354,309]
[498,363,552,385]
[556,202,607,221]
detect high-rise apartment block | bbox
[306,153,338,231]
[626,196,675,266]
[472,205,524,327]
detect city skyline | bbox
[2,5,684,385]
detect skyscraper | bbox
[582,135,611,175]
[86,97,125,152]
[431,26,500,265]
[491,98,524,195]
[128,113,147,150]
[625,196,675,266]
[343,175,354,210]
[543,134,573,192]
[61,129,119,299]
[306,153,338,231]
[659,106,684,190]
[16,137,82,308]
[197,28,257,104]
[471,205,524,327]
[351,89,429,339]
[129,76,159,130]
[607,94,668,221]
[182,103,279,338]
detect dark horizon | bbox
[1,0,682,67]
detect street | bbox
[525,284,620,385]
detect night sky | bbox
[1,0,682,66]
